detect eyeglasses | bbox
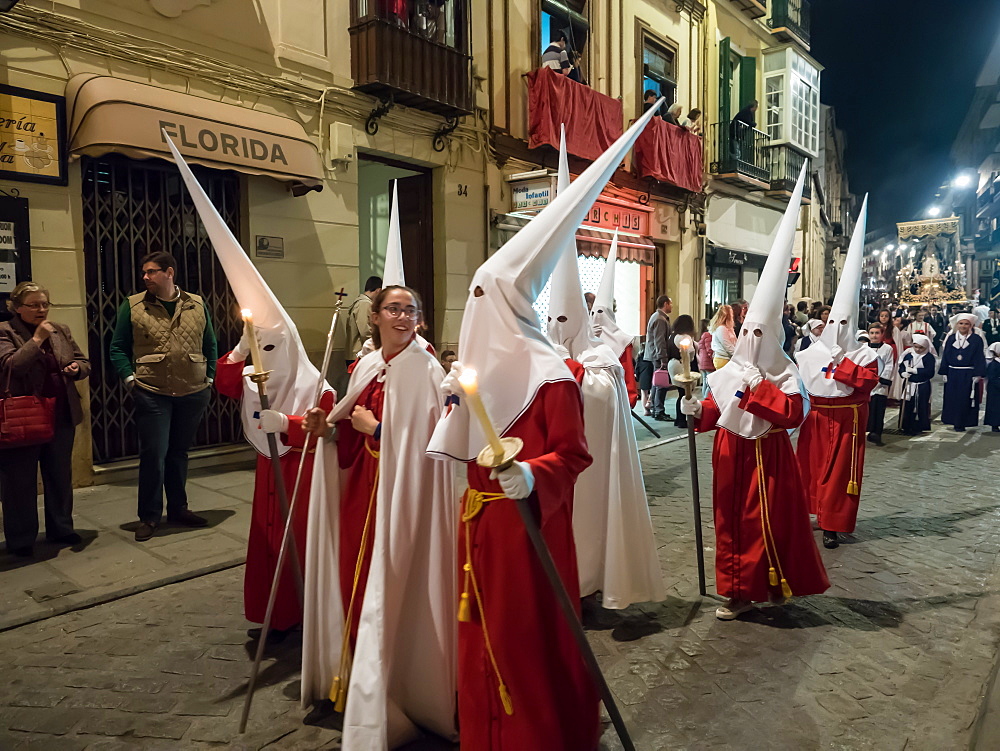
[141,268,165,278]
[20,302,51,311]
[380,304,420,319]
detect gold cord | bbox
[813,402,861,495]
[755,432,792,599]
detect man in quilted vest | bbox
[109,252,217,541]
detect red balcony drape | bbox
[631,117,704,193]
[526,67,624,161]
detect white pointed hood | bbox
[706,163,808,439]
[590,230,635,359]
[383,181,405,286]
[799,195,877,396]
[428,101,664,461]
[546,127,619,369]
[164,132,331,456]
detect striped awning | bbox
[495,213,656,266]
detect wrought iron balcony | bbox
[708,120,771,188]
[768,0,810,47]
[349,0,473,119]
[729,0,767,20]
[767,144,811,203]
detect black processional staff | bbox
[239,290,347,734]
[456,367,637,751]
[676,336,708,597]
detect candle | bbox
[241,309,264,374]
[458,368,507,460]
[679,336,693,380]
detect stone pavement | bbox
[0,466,255,631]
[1,386,1000,749]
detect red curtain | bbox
[527,67,624,161]
[631,117,704,193]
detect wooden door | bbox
[392,173,435,343]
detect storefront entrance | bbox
[705,246,767,319]
[82,155,243,465]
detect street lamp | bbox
[927,205,941,217]
[885,244,894,252]
[953,172,974,189]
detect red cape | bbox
[459,379,599,751]
[696,379,829,602]
[797,357,880,533]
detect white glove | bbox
[592,323,603,336]
[905,365,917,374]
[900,370,910,380]
[357,338,376,360]
[742,364,764,391]
[490,460,535,499]
[230,330,252,363]
[440,361,465,398]
[259,409,289,434]
[680,396,702,418]
[942,375,948,383]
[830,344,844,362]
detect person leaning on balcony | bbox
[664,102,683,126]
[642,90,662,119]
[541,31,571,75]
[0,281,90,557]
[729,100,759,158]
[109,251,217,543]
[680,108,702,135]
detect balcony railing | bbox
[767,144,811,202]
[349,0,473,118]
[708,120,771,186]
[768,0,810,47]
[729,0,767,20]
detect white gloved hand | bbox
[942,375,948,383]
[742,364,764,391]
[592,323,603,337]
[440,360,465,398]
[830,344,844,362]
[900,370,910,380]
[259,409,289,434]
[230,330,252,363]
[680,396,702,418]
[490,460,535,499]
[906,365,917,374]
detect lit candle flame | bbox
[679,336,692,349]
[458,368,479,396]
[241,308,253,321]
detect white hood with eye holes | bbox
[705,163,809,439]
[426,102,665,462]
[165,133,333,457]
[798,195,877,397]
[590,230,636,359]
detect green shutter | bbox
[740,56,757,114]
[719,37,732,126]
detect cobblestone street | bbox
[1,394,1000,749]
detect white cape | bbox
[301,338,457,749]
[797,343,878,397]
[573,361,665,608]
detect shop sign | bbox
[511,179,553,210]
[160,120,289,165]
[255,235,285,259]
[0,221,14,250]
[583,199,650,235]
[0,262,14,293]
[0,85,67,186]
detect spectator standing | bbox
[729,298,747,333]
[666,314,696,428]
[729,100,758,160]
[346,276,382,364]
[0,281,89,557]
[986,342,1000,432]
[635,336,654,415]
[697,318,714,397]
[984,308,1000,346]
[541,31,571,75]
[710,304,736,369]
[680,108,702,135]
[782,304,797,355]
[440,349,458,369]
[794,301,809,326]
[643,294,672,421]
[109,252,217,542]
[928,304,948,350]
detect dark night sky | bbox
[809,0,1000,233]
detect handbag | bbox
[652,368,672,388]
[0,365,56,448]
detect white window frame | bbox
[762,46,821,157]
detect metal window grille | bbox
[82,155,243,465]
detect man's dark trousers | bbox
[133,387,211,523]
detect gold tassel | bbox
[333,679,347,713]
[458,592,472,622]
[781,579,793,599]
[768,567,778,587]
[499,683,514,716]
[846,480,859,495]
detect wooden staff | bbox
[676,337,707,597]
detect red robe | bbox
[459,380,599,751]
[620,344,638,408]
[797,357,880,534]
[215,355,335,631]
[695,379,829,602]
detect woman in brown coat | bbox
[0,281,90,556]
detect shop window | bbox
[640,31,677,111]
[540,0,589,79]
[762,46,821,156]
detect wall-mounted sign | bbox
[255,235,285,259]
[0,85,67,186]
[583,199,651,235]
[0,262,14,293]
[511,178,553,211]
[0,221,15,250]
